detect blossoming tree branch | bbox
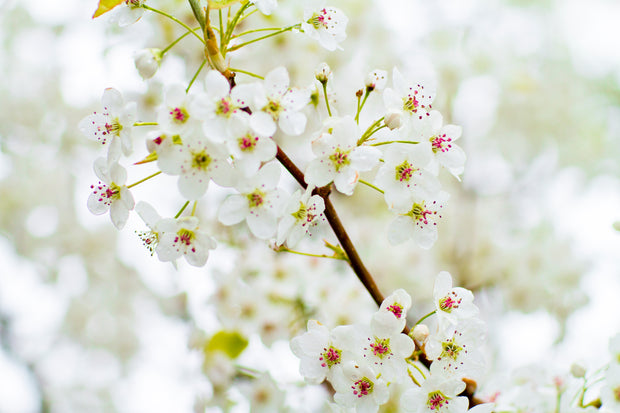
[80,0,620,412]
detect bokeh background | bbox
[1,0,620,411]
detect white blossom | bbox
[87,151,134,230]
[276,186,325,247]
[302,4,348,51]
[156,216,216,267]
[305,116,381,195]
[78,88,136,156]
[433,271,479,329]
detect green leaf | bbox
[92,0,125,18]
[208,0,242,10]
[205,330,248,359]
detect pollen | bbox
[352,377,373,398]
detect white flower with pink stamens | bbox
[305,116,381,196]
[290,320,352,384]
[419,111,466,179]
[157,84,203,135]
[276,186,325,247]
[155,216,216,267]
[157,135,235,200]
[78,88,136,156]
[433,271,479,329]
[383,68,436,132]
[247,67,311,137]
[387,191,449,249]
[87,152,134,230]
[225,112,277,177]
[195,70,255,142]
[372,288,412,335]
[217,162,285,239]
[301,4,348,51]
[400,376,469,413]
[374,143,440,210]
[332,361,389,413]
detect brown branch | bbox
[275,148,385,307]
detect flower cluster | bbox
[291,272,493,413]
[80,57,465,264]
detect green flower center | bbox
[191,150,212,170]
[329,148,350,171]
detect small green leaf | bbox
[208,0,242,10]
[93,0,125,18]
[205,330,248,359]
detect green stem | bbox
[126,171,161,189]
[322,83,332,117]
[186,59,208,93]
[229,67,264,79]
[277,246,347,261]
[415,310,436,326]
[357,117,385,145]
[161,27,200,55]
[133,122,159,127]
[358,179,384,194]
[175,201,190,219]
[219,9,224,51]
[187,0,206,32]
[142,4,205,44]
[355,89,371,122]
[406,359,427,380]
[222,2,252,54]
[191,201,198,216]
[371,139,420,147]
[227,24,300,52]
[233,27,288,38]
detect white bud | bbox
[411,324,429,346]
[134,48,162,79]
[570,363,586,378]
[314,62,332,84]
[384,109,403,130]
[365,69,387,91]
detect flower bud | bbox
[411,324,429,347]
[570,363,586,378]
[365,69,387,91]
[314,62,332,84]
[134,48,162,79]
[384,109,403,130]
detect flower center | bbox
[191,150,212,170]
[104,118,122,136]
[387,303,404,319]
[216,97,234,117]
[403,93,419,113]
[352,377,373,398]
[439,292,462,313]
[431,134,452,153]
[329,148,350,171]
[175,229,194,246]
[410,202,433,224]
[427,391,449,410]
[440,338,463,361]
[369,337,391,358]
[239,135,258,151]
[248,190,265,208]
[170,107,189,124]
[309,8,329,29]
[395,160,415,182]
[263,99,283,120]
[137,230,159,255]
[319,346,342,368]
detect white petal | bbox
[247,211,277,239]
[178,173,209,200]
[110,200,130,229]
[279,110,307,136]
[387,216,414,245]
[249,111,277,137]
[218,195,249,225]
